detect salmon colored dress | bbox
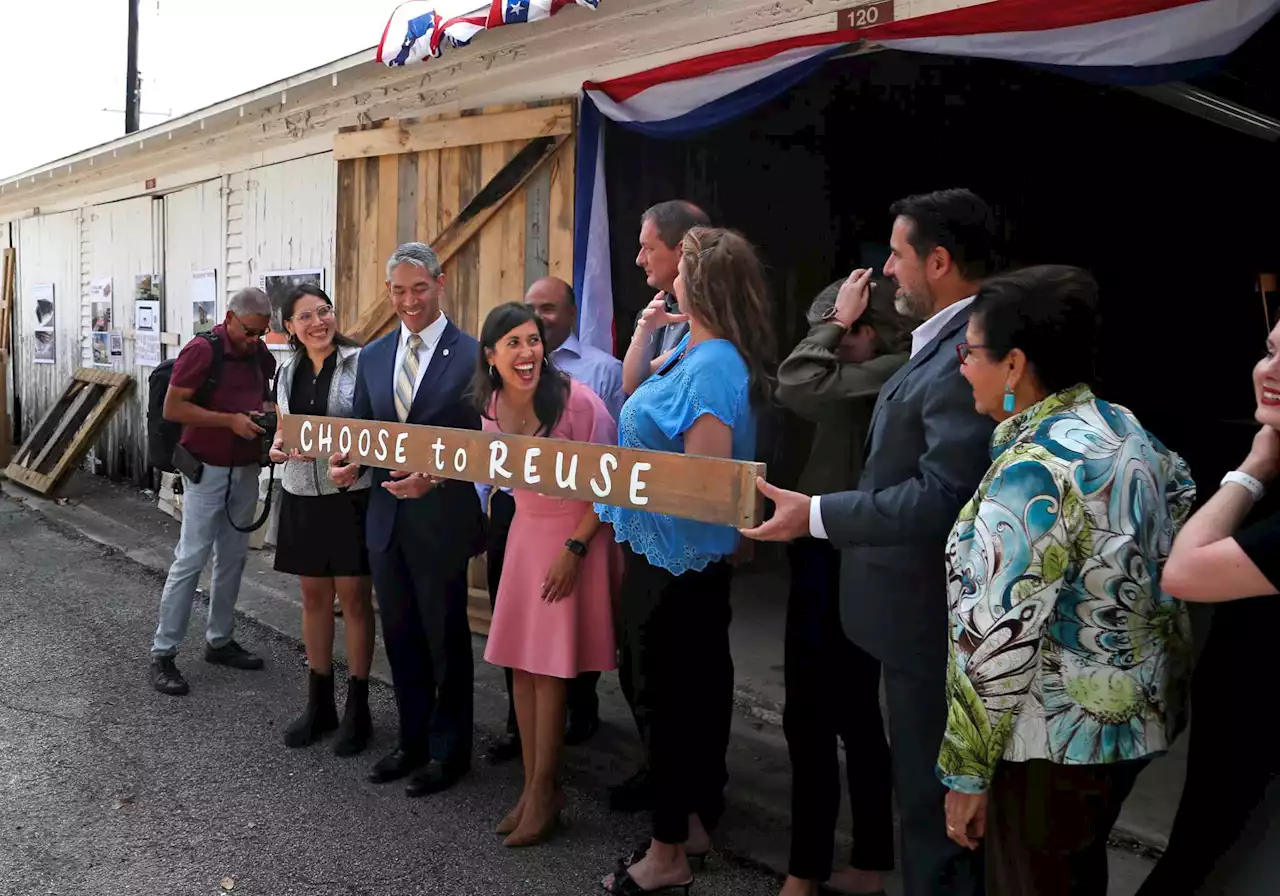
[483,379,622,679]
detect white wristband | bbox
[1222,471,1265,502]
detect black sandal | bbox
[615,841,709,874]
[602,868,694,895]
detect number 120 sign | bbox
[838,0,895,30]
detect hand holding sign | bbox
[739,477,813,542]
[383,470,439,499]
[329,452,360,488]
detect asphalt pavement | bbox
[0,496,786,896]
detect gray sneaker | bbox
[204,640,265,670]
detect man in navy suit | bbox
[330,241,483,797]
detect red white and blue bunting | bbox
[378,0,599,67]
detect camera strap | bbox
[224,463,276,533]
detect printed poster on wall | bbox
[90,277,114,367]
[135,299,162,367]
[192,270,217,336]
[109,331,124,358]
[260,269,324,349]
[32,282,55,364]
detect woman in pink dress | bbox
[474,302,621,848]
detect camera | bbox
[256,411,279,468]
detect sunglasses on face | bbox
[232,312,269,339]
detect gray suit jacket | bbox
[819,306,994,670]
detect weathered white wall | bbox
[238,153,338,299]
[12,211,82,442]
[80,197,158,481]
[163,179,224,355]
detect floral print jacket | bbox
[936,384,1196,794]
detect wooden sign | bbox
[837,0,895,30]
[281,414,767,528]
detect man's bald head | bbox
[524,276,576,351]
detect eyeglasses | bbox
[232,312,269,339]
[955,343,989,363]
[290,305,334,325]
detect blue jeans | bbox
[151,465,259,657]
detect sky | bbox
[0,1,391,178]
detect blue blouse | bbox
[596,334,756,576]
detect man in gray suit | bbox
[745,189,998,896]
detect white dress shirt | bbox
[807,296,975,539]
[392,312,449,402]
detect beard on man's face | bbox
[893,287,932,322]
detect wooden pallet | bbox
[0,349,9,469]
[3,368,134,495]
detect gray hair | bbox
[641,200,710,250]
[228,287,272,317]
[386,242,443,280]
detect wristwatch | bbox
[565,538,588,557]
[821,304,852,328]
[1222,470,1266,502]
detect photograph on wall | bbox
[260,269,324,348]
[31,282,55,364]
[33,282,55,328]
[90,277,113,339]
[192,269,217,336]
[135,298,162,367]
[134,273,162,302]
[92,332,111,366]
[33,329,56,365]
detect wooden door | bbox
[331,100,577,626]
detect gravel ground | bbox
[0,496,785,896]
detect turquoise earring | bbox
[1002,386,1016,413]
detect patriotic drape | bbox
[377,0,599,67]
[573,0,1280,354]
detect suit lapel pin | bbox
[443,348,449,357]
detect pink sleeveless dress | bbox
[483,379,622,679]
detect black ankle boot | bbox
[284,668,338,748]
[333,676,372,757]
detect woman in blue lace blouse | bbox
[598,227,775,896]
[935,265,1195,895]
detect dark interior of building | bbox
[604,29,1280,499]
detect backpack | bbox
[147,333,224,473]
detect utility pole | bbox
[125,0,141,134]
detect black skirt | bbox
[274,488,371,578]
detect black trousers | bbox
[1136,602,1280,895]
[987,759,1148,896]
[784,539,894,880]
[485,489,599,735]
[618,545,734,844]
[369,534,473,764]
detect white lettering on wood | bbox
[591,453,618,498]
[630,462,652,505]
[338,425,353,455]
[431,438,446,471]
[555,451,578,490]
[317,423,333,454]
[454,447,468,472]
[489,440,512,480]
[374,429,389,462]
[300,420,314,453]
[523,447,541,485]
[357,428,372,456]
[395,433,409,465]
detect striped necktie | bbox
[395,333,423,423]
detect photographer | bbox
[149,287,277,697]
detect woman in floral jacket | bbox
[935,265,1195,895]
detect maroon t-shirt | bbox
[170,324,276,467]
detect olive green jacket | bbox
[776,322,908,497]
